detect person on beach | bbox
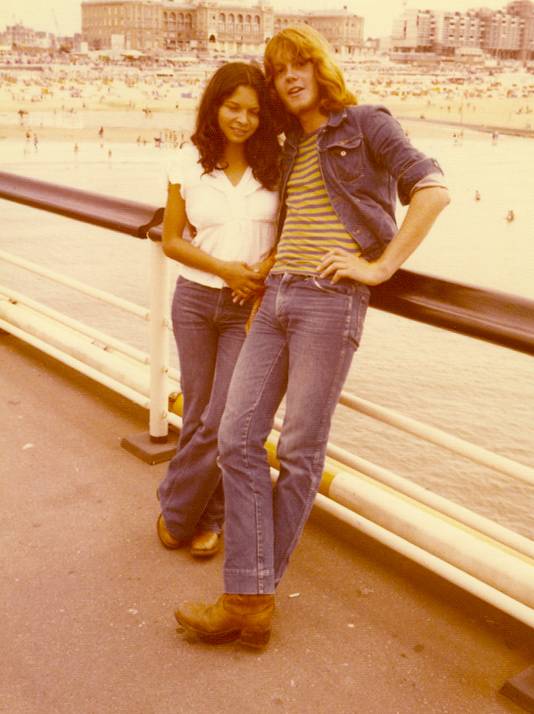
[174,26,450,647]
[156,63,280,559]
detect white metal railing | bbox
[148,239,170,440]
[339,392,534,487]
[0,248,149,319]
[0,284,149,364]
[1,237,533,629]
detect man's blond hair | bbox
[264,25,357,114]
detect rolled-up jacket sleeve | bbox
[362,106,443,205]
[410,172,448,198]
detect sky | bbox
[0,0,509,38]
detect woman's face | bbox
[217,84,261,145]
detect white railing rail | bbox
[0,248,149,319]
[339,393,534,487]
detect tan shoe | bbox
[190,530,220,558]
[156,513,183,550]
[175,593,275,649]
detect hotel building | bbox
[81,0,364,56]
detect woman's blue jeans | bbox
[157,277,251,540]
[219,273,370,594]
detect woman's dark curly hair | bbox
[191,62,280,191]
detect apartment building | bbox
[391,9,436,52]
[391,1,534,60]
[2,23,55,49]
[434,11,484,55]
[507,0,534,59]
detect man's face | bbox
[272,54,320,119]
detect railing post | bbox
[120,236,179,464]
[148,238,169,441]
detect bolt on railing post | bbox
[148,239,170,441]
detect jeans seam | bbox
[274,296,355,583]
[213,286,223,324]
[239,339,286,591]
[349,292,368,348]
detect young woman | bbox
[156,62,280,558]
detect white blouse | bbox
[167,144,279,289]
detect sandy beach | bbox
[1,59,533,146]
[0,122,191,145]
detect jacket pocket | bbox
[323,135,364,184]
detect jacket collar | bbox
[326,108,348,128]
[285,108,348,146]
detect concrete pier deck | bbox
[1,333,532,714]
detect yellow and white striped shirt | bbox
[272,131,360,275]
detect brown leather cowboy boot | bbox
[175,594,275,648]
[190,530,220,558]
[156,513,183,550]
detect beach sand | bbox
[1,103,531,148]
[1,64,533,145]
[0,122,189,144]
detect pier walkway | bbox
[1,333,532,714]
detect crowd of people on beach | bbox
[2,49,533,133]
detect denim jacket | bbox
[278,105,443,260]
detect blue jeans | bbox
[218,273,370,593]
[158,277,251,540]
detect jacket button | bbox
[340,150,347,156]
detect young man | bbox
[174,25,450,648]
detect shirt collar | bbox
[204,165,261,196]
